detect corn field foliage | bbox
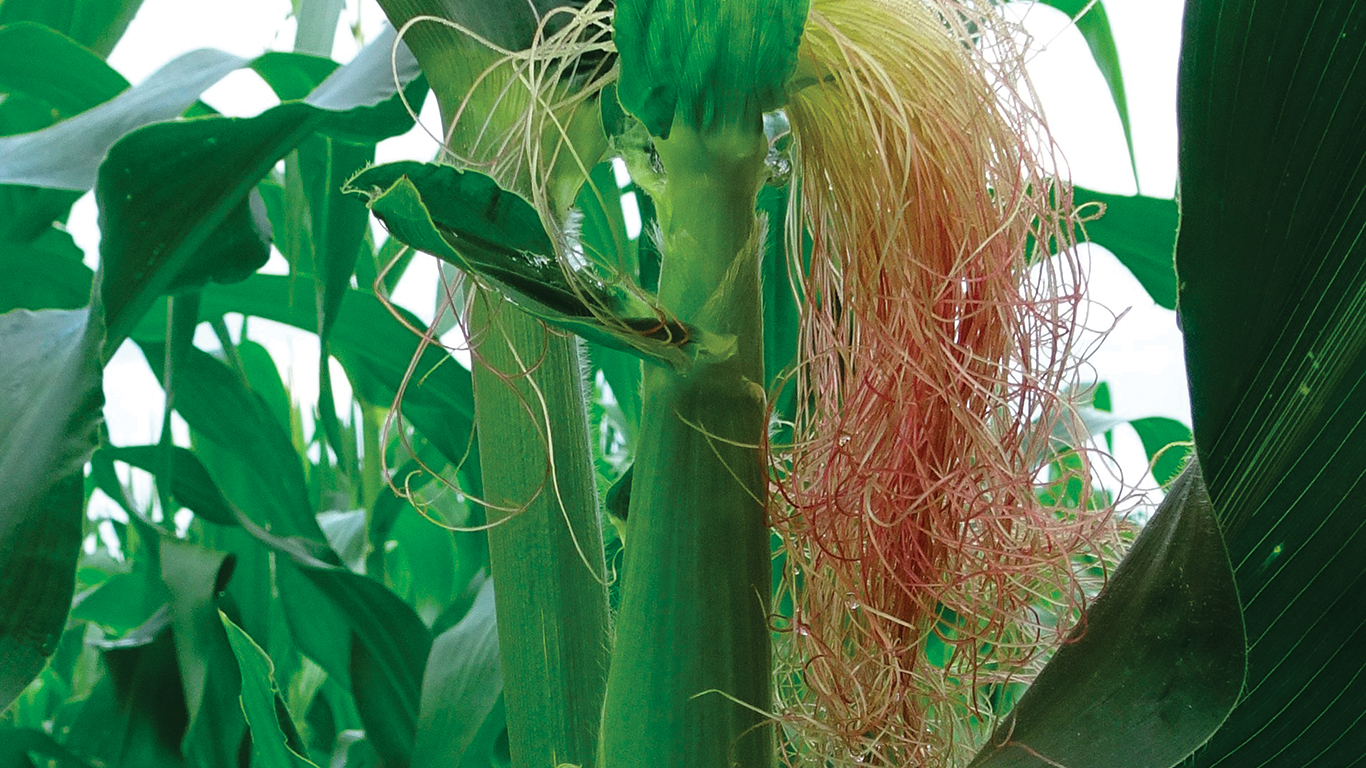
[0,0,1363,766]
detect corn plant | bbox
[2,0,1365,767]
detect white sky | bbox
[74,0,1192,526]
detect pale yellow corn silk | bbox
[772,0,1120,764]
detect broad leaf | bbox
[0,48,248,190]
[0,22,129,116]
[969,463,1244,768]
[0,230,92,313]
[189,275,478,475]
[1128,416,1191,488]
[64,627,188,767]
[98,445,235,527]
[0,307,103,709]
[1174,1,1366,764]
[0,24,425,193]
[161,540,246,768]
[0,725,96,768]
[229,511,432,768]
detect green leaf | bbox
[0,48,249,190]
[347,162,723,369]
[93,109,291,348]
[137,342,321,541]
[0,25,425,193]
[1173,1,1366,764]
[1075,187,1178,309]
[220,612,320,768]
[0,22,129,116]
[1039,1,1137,186]
[969,463,1244,768]
[0,725,97,768]
[161,539,247,768]
[412,578,502,765]
[190,275,478,474]
[0,308,103,710]
[471,295,610,768]
[302,137,374,341]
[64,627,188,767]
[0,229,93,313]
[232,512,432,768]
[99,445,237,526]
[1128,416,1192,488]
[0,0,143,58]
[759,183,800,421]
[70,570,169,638]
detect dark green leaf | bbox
[0,48,249,190]
[94,109,291,348]
[236,338,293,434]
[0,25,424,193]
[64,628,188,767]
[1174,1,1366,764]
[0,0,143,57]
[0,725,97,768]
[0,308,103,709]
[0,229,94,313]
[220,612,320,768]
[301,137,374,341]
[70,569,169,638]
[759,183,800,421]
[347,162,724,368]
[233,512,432,768]
[99,445,236,526]
[192,275,479,474]
[969,463,1244,768]
[1076,187,1178,309]
[412,578,502,766]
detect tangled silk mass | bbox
[770,0,1121,764]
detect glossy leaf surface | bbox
[1175,1,1366,764]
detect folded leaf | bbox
[347,161,729,369]
[220,612,320,768]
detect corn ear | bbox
[600,126,773,768]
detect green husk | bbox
[600,125,774,767]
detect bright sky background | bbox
[73,0,1192,528]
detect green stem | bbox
[472,294,610,768]
[368,4,612,764]
[601,125,774,767]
